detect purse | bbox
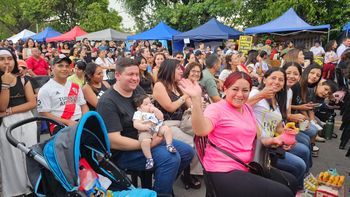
[208,139,271,177]
[179,108,193,136]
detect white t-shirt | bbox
[249,88,282,138]
[287,88,293,110]
[310,46,325,56]
[37,79,86,121]
[95,57,108,80]
[218,69,232,81]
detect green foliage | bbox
[0,0,123,39]
[119,0,350,38]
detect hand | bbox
[151,134,164,148]
[260,86,275,99]
[65,120,77,127]
[271,136,283,147]
[1,65,16,85]
[178,79,202,99]
[294,114,306,122]
[300,103,314,110]
[282,144,293,151]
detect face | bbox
[175,54,184,62]
[298,51,305,64]
[32,48,40,57]
[142,48,151,58]
[175,65,183,82]
[155,54,164,66]
[138,97,153,113]
[285,66,301,87]
[332,42,338,49]
[139,58,147,71]
[28,39,34,47]
[231,54,240,67]
[225,78,250,109]
[188,66,201,82]
[315,43,320,47]
[344,38,350,47]
[189,54,196,63]
[307,68,321,84]
[263,71,285,93]
[53,61,70,80]
[316,84,331,98]
[92,66,104,83]
[0,54,15,72]
[116,66,140,92]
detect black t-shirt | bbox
[96,86,145,141]
[291,83,303,114]
[139,75,152,94]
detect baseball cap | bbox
[53,54,72,65]
[265,39,272,44]
[194,50,203,56]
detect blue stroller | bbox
[6,111,156,197]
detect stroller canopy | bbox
[43,111,110,191]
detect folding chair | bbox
[194,135,217,197]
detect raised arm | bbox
[179,79,213,136]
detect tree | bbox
[119,0,350,38]
[118,0,244,32]
[0,0,124,39]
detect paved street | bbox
[173,112,350,196]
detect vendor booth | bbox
[46,26,87,42]
[30,27,62,42]
[76,28,130,41]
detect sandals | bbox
[145,158,154,170]
[167,144,177,153]
[181,174,201,190]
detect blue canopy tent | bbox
[127,21,181,40]
[30,27,62,42]
[343,22,350,36]
[173,18,242,41]
[244,8,330,37]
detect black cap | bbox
[194,50,202,56]
[53,54,72,65]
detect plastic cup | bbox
[299,120,309,131]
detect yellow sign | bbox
[238,36,253,54]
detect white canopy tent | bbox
[7,29,36,43]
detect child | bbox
[133,94,176,170]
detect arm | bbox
[80,104,89,115]
[82,84,98,108]
[133,119,152,131]
[152,106,164,120]
[0,68,16,111]
[247,87,274,106]
[152,82,188,113]
[39,112,77,126]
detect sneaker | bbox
[311,120,323,131]
[145,158,154,170]
[312,145,320,152]
[312,151,319,157]
[167,144,177,153]
[315,135,326,143]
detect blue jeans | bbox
[112,139,194,195]
[274,152,306,189]
[296,132,313,168]
[301,124,318,138]
[289,142,311,173]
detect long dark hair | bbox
[300,63,322,102]
[259,67,288,121]
[157,59,182,95]
[85,62,100,94]
[135,56,153,82]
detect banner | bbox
[238,36,253,54]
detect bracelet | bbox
[1,84,10,90]
[179,96,185,104]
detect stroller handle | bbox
[6,116,65,148]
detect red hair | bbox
[224,71,252,90]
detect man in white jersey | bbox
[37,54,88,133]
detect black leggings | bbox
[207,169,297,197]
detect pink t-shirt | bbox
[203,100,257,172]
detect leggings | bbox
[207,169,297,197]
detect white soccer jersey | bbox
[37,79,86,121]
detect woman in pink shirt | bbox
[179,72,296,197]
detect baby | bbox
[133,94,176,170]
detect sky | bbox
[108,0,136,30]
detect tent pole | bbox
[327,28,330,42]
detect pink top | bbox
[203,100,257,172]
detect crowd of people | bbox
[0,36,350,196]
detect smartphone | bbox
[147,65,152,73]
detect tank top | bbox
[154,91,185,120]
[87,83,108,111]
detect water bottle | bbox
[323,116,334,140]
